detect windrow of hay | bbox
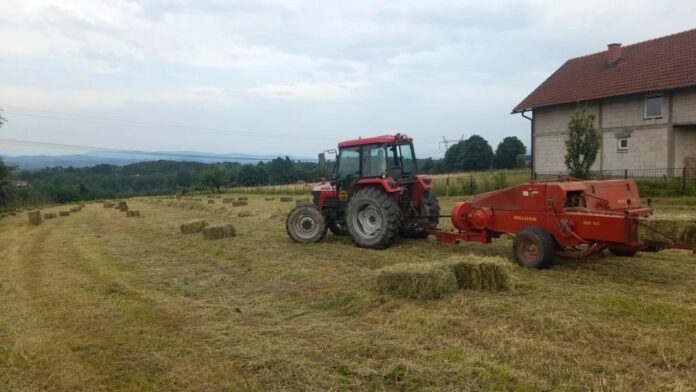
[637,218,696,247]
[59,211,70,217]
[237,211,253,218]
[232,201,248,207]
[27,211,42,226]
[43,213,56,219]
[376,256,512,299]
[103,202,114,208]
[376,262,458,300]
[180,220,208,234]
[118,201,129,211]
[126,210,141,217]
[222,198,235,203]
[280,197,293,202]
[202,224,236,240]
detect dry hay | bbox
[295,199,310,205]
[202,224,237,240]
[180,219,208,234]
[376,262,458,299]
[237,211,253,218]
[222,198,235,204]
[103,202,114,208]
[59,211,70,217]
[637,218,696,247]
[449,256,511,291]
[69,207,81,213]
[43,213,56,219]
[237,196,248,201]
[126,210,141,217]
[280,197,294,202]
[269,209,287,222]
[264,197,275,201]
[27,211,42,226]
[208,199,216,204]
[117,201,129,211]
[232,201,248,207]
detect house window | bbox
[644,94,663,119]
[617,137,629,151]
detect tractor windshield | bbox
[361,143,416,178]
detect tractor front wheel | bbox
[513,226,556,269]
[346,187,401,249]
[286,204,327,243]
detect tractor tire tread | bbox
[286,204,328,243]
[513,226,556,269]
[346,187,401,249]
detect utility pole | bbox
[438,135,466,152]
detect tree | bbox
[200,165,227,192]
[267,156,296,184]
[493,136,526,169]
[443,135,494,172]
[237,165,268,186]
[564,108,600,178]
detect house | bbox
[12,179,29,187]
[512,28,696,174]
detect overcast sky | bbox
[1,0,695,158]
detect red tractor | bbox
[286,134,439,249]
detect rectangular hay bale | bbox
[180,219,208,234]
[449,257,511,291]
[202,224,237,240]
[237,196,248,201]
[231,201,248,207]
[28,211,42,226]
[222,198,235,203]
[43,213,56,219]
[376,262,458,300]
[280,197,293,202]
[126,210,141,217]
[118,201,129,212]
[59,211,70,217]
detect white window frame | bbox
[617,137,629,152]
[644,94,663,119]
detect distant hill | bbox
[2,151,314,170]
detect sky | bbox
[1,0,695,159]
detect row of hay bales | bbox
[27,204,86,225]
[376,256,512,300]
[103,200,141,217]
[179,219,236,240]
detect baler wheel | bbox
[513,226,556,269]
[346,187,401,249]
[609,248,638,257]
[286,204,328,243]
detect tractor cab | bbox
[288,134,440,249]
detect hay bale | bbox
[9,212,16,216]
[280,197,293,202]
[103,202,114,208]
[264,197,275,201]
[237,196,248,201]
[126,210,141,217]
[449,257,511,291]
[237,211,253,218]
[59,211,70,217]
[43,213,56,219]
[376,262,458,300]
[222,198,235,203]
[202,224,237,240]
[638,218,696,247]
[27,211,42,226]
[232,201,248,207]
[180,219,208,234]
[69,207,81,213]
[118,201,129,212]
[208,199,215,204]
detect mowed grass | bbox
[0,196,695,391]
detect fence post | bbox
[624,169,628,179]
[683,167,687,194]
[470,174,474,195]
[446,175,450,197]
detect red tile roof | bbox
[512,28,696,113]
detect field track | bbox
[1,196,695,391]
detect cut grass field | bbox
[1,195,695,391]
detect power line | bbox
[0,138,317,162]
[2,105,335,141]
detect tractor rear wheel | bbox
[286,204,327,243]
[609,248,638,257]
[346,187,401,249]
[513,226,556,269]
[401,190,440,239]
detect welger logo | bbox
[513,216,537,222]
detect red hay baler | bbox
[429,178,692,268]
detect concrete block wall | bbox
[601,127,669,169]
[674,89,696,124]
[674,127,696,168]
[601,95,668,128]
